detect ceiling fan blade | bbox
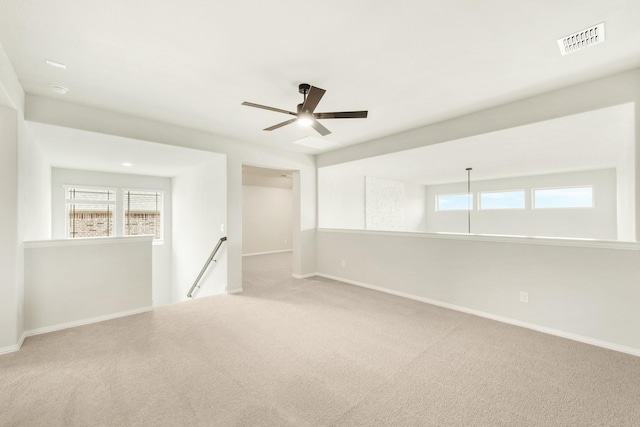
[311,120,331,136]
[264,118,297,131]
[242,102,296,116]
[314,111,368,119]
[301,86,326,113]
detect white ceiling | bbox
[322,104,634,185]
[1,1,640,154]
[29,122,224,177]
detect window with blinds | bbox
[123,190,163,241]
[65,187,116,238]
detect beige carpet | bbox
[2,252,640,426]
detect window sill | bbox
[24,236,155,248]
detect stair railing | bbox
[187,236,227,298]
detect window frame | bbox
[478,189,526,210]
[435,193,474,211]
[122,188,165,244]
[532,185,594,210]
[64,185,117,239]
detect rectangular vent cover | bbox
[558,23,605,55]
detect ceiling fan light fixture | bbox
[242,83,368,136]
[297,113,313,127]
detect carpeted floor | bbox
[2,252,640,426]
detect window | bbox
[479,190,525,210]
[65,187,116,238]
[123,190,163,241]
[533,186,593,209]
[436,193,473,211]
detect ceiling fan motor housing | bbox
[298,83,311,94]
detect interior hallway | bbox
[1,252,639,426]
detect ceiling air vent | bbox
[558,23,605,55]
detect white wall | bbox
[424,169,617,240]
[242,185,292,255]
[0,41,48,351]
[0,106,20,350]
[617,118,636,241]
[51,168,173,305]
[26,95,317,290]
[404,182,428,232]
[318,68,640,239]
[15,118,52,351]
[242,173,292,189]
[172,159,227,301]
[316,69,640,356]
[317,230,640,354]
[18,125,51,242]
[318,167,365,229]
[24,237,152,333]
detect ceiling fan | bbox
[241,83,368,136]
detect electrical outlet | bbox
[520,291,529,303]
[220,224,225,232]
[341,260,346,267]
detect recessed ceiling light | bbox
[45,59,66,69]
[49,84,68,95]
[558,23,605,56]
[122,162,132,167]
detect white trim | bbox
[242,249,292,257]
[226,288,243,294]
[315,273,640,357]
[24,306,153,338]
[0,332,27,355]
[317,228,640,250]
[292,272,317,279]
[24,235,154,248]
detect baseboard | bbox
[24,306,153,338]
[226,288,243,294]
[0,331,27,356]
[292,272,318,279]
[243,249,292,257]
[316,273,640,358]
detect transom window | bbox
[533,186,593,209]
[479,190,525,210]
[436,193,473,211]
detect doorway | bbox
[241,165,295,292]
